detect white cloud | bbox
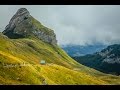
[0,5,120,46]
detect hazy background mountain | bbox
[73,44,120,75]
[62,44,107,57]
[1,7,120,85]
[1,6,120,85]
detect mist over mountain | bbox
[62,44,107,57]
[1,6,120,85]
[1,5,120,46]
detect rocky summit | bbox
[2,8,57,45]
[1,8,120,85]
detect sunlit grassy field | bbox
[0,33,120,85]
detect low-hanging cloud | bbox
[0,5,120,46]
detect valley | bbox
[0,8,120,85]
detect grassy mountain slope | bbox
[1,7,120,84]
[0,33,120,85]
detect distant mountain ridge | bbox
[0,8,120,85]
[62,44,107,57]
[73,44,120,75]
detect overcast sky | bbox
[0,5,120,46]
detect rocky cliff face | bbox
[73,44,120,75]
[98,44,120,64]
[2,8,57,45]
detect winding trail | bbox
[2,63,30,68]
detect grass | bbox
[0,16,120,84]
[39,64,108,85]
[0,34,120,85]
[30,16,54,36]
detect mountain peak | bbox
[16,8,29,14]
[3,8,30,32]
[14,8,30,17]
[2,8,57,45]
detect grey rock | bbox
[2,8,57,46]
[98,48,113,57]
[3,8,30,33]
[103,57,120,64]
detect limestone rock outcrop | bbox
[3,8,57,45]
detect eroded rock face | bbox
[103,57,120,64]
[2,8,57,45]
[98,44,120,64]
[3,8,30,33]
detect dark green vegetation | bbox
[0,8,120,85]
[73,44,120,75]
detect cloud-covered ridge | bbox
[0,5,120,46]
